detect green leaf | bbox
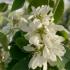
[28,0,33,3]
[13,31,27,40]
[53,0,64,23]
[11,0,25,11]
[12,57,41,70]
[48,63,58,70]
[10,45,25,60]
[48,66,58,70]
[29,0,48,8]
[0,3,8,12]
[13,31,29,48]
[15,38,28,48]
[0,32,8,51]
[7,59,18,70]
[56,57,65,70]
[12,55,31,70]
[10,41,30,60]
[56,31,68,40]
[49,0,54,7]
[62,47,70,65]
[7,40,31,70]
[9,31,30,60]
[65,61,70,70]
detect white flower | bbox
[43,45,57,62]
[23,44,35,52]
[29,34,40,47]
[0,8,27,42]
[29,18,42,32]
[29,53,47,70]
[23,5,67,70]
[31,5,53,17]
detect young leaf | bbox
[11,0,25,11]
[0,32,8,51]
[53,0,64,23]
[0,3,8,12]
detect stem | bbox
[53,0,60,14]
[48,0,50,6]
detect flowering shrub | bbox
[0,0,70,70]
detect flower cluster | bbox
[0,4,69,70]
[22,5,68,70]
